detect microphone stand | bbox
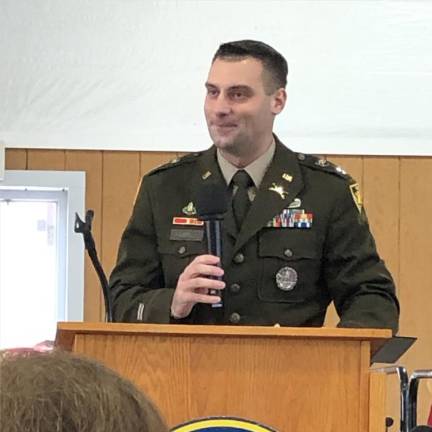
[74,210,113,322]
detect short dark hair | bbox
[0,350,168,432]
[212,40,288,94]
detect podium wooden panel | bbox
[55,323,391,432]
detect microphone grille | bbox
[195,182,228,219]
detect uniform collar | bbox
[197,136,305,254]
[216,138,276,188]
[232,136,305,254]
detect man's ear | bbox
[271,88,287,114]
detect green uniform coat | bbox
[109,139,399,333]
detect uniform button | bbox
[230,283,241,294]
[177,246,186,255]
[284,248,293,258]
[229,312,241,324]
[315,158,328,167]
[233,253,244,264]
[297,153,306,161]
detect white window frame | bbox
[0,142,4,180]
[0,170,85,321]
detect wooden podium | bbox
[55,323,391,432]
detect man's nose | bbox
[213,94,232,116]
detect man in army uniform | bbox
[109,40,399,333]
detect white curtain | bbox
[1,0,431,155]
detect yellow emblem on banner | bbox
[172,417,276,432]
[349,182,363,213]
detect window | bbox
[0,170,85,349]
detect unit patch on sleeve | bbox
[349,182,363,213]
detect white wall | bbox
[1,0,431,155]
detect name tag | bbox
[169,228,204,242]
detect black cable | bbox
[74,210,113,322]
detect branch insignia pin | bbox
[269,183,288,199]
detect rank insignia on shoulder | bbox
[266,209,313,228]
[349,182,363,213]
[182,201,197,216]
[315,158,328,167]
[172,217,204,226]
[336,165,347,175]
[298,154,352,180]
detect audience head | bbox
[0,350,168,432]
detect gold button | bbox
[177,246,186,255]
[233,253,244,264]
[284,249,293,258]
[297,153,306,161]
[229,312,241,324]
[230,283,241,294]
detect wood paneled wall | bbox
[5,149,432,424]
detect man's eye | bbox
[231,92,247,100]
[207,89,218,97]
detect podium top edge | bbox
[55,322,391,348]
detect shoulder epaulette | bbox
[296,153,354,182]
[147,152,202,176]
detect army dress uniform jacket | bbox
[109,140,399,333]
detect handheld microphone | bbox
[195,182,228,308]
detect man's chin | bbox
[211,133,240,149]
[213,138,235,149]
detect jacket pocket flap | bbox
[259,229,318,260]
[158,241,205,257]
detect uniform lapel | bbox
[196,147,237,239]
[233,140,305,255]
